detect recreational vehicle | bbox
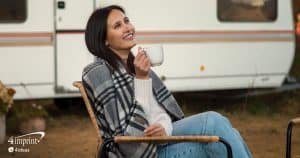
[0,0,295,99]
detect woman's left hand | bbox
[134,47,151,79]
[144,123,167,136]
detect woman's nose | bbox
[124,23,134,32]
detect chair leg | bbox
[95,142,102,158]
[286,121,294,158]
[219,137,233,158]
[98,138,114,158]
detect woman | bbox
[83,5,252,158]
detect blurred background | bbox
[0,0,300,158]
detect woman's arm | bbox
[134,78,173,136]
[134,78,152,116]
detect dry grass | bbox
[0,89,299,158]
[0,107,299,158]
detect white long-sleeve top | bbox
[134,78,173,136]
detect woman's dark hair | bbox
[85,5,135,73]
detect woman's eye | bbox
[124,18,130,24]
[114,23,121,29]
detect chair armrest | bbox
[73,81,82,88]
[114,135,219,143]
[291,117,300,125]
[100,135,232,158]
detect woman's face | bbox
[106,9,136,55]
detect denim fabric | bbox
[157,111,252,158]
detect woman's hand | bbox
[144,123,167,136]
[134,47,151,79]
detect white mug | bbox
[131,44,164,67]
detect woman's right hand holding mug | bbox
[134,47,151,80]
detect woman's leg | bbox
[158,111,252,158]
[157,142,206,158]
[157,112,210,158]
[232,128,253,157]
[203,111,252,158]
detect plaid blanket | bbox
[82,58,184,158]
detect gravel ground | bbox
[0,112,299,158]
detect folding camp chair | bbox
[73,81,233,158]
[286,117,300,158]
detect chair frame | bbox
[286,117,300,158]
[73,81,233,158]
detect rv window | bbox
[0,0,27,23]
[218,0,277,22]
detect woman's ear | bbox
[105,41,109,46]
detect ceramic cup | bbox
[132,44,164,67]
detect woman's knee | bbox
[205,111,225,122]
[205,111,232,130]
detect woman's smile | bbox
[106,9,136,58]
[123,32,135,41]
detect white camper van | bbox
[0,0,295,99]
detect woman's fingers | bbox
[134,48,147,66]
[144,124,166,136]
[134,47,151,79]
[144,124,156,133]
[142,57,151,69]
[145,127,163,136]
[134,47,143,65]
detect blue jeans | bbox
[157,111,252,158]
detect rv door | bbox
[0,0,55,99]
[55,0,94,92]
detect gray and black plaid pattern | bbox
[82,58,184,158]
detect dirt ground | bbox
[0,112,299,158]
